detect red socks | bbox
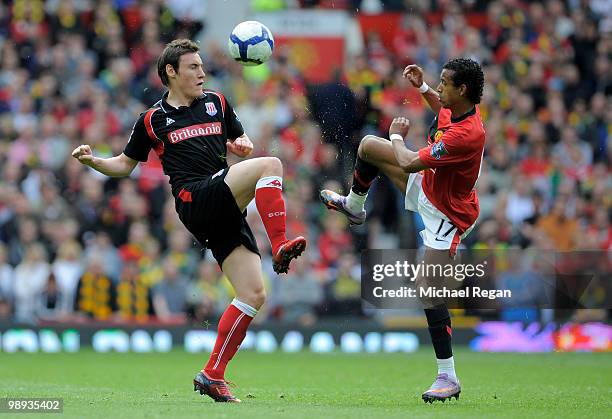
[203,299,257,381]
[255,176,287,255]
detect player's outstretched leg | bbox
[319,140,376,225]
[320,135,408,225]
[225,157,306,274]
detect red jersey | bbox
[417,106,485,233]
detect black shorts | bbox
[174,168,260,267]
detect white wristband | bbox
[418,82,429,94]
[390,134,404,142]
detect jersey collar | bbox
[159,91,207,113]
[450,105,476,123]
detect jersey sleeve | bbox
[224,97,245,140]
[123,114,152,162]
[417,127,475,168]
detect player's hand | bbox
[389,117,410,138]
[403,64,424,88]
[71,144,95,166]
[227,136,253,157]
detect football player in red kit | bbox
[321,58,485,403]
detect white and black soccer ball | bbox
[228,21,274,66]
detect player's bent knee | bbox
[236,286,266,310]
[357,135,370,157]
[358,135,380,160]
[255,288,266,308]
[247,288,266,310]
[262,156,283,176]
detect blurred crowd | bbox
[0,0,609,326]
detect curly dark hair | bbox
[442,58,484,104]
[157,39,200,86]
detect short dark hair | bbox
[157,39,200,86]
[442,58,484,104]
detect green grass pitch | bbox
[1,348,610,418]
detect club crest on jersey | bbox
[431,141,448,160]
[205,102,217,116]
[434,130,444,142]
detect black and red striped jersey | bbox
[123,90,244,194]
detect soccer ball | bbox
[228,21,274,66]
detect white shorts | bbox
[404,172,475,256]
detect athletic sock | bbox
[425,306,456,378]
[346,190,367,213]
[255,176,287,255]
[350,156,379,195]
[203,299,257,380]
[346,157,378,213]
[436,356,457,381]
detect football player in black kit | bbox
[72,39,306,403]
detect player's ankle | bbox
[346,190,367,213]
[436,356,457,380]
[272,238,289,256]
[202,369,223,381]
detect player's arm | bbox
[389,117,429,173]
[71,145,138,177]
[72,114,152,176]
[403,64,442,114]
